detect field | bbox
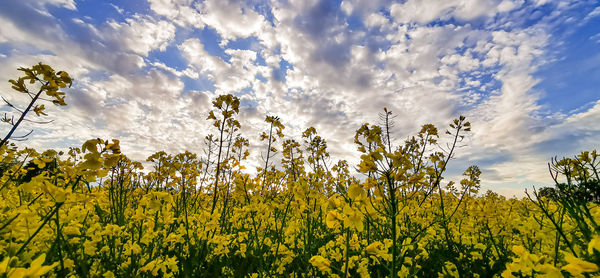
[0,65,599,278]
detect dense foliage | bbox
[1,64,599,277]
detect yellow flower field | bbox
[0,64,599,277]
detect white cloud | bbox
[0,16,39,44]
[0,0,597,197]
[195,1,266,42]
[149,0,205,28]
[365,13,390,28]
[179,38,266,94]
[149,0,267,43]
[339,0,388,17]
[29,0,76,10]
[109,3,124,14]
[584,6,600,21]
[591,33,600,44]
[106,16,176,56]
[390,0,501,24]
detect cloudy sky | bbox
[0,0,599,196]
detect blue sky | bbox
[0,0,599,197]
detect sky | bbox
[0,0,599,197]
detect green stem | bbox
[0,82,48,148]
[16,202,63,256]
[343,228,351,278]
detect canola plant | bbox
[0,64,599,277]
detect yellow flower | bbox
[131,243,142,255]
[309,256,331,273]
[7,254,58,278]
[501,269,516,278]
[588,235,600,254]
[162,256,179,274]
[0,257,16,275]
[140,259,159,276]
[366,241,384,256]
[327,195,342,210]
[511,245,527,256]
[326,210,342,229]
[398,265,410,278]
[63,259,74,269]
[33,105,47,116]
[63,225,81,236]
[439,262,458,278]
[561,253,599,277]
[348,183,366,202]
[535,264,563,278]
[343,206,364,232]
[83,240,97,256]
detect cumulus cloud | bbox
[149,0,205,28]
[0,0,597,196]
[389,0,507,24]
[178,38,266,94]
[149,0,267,43]
[105,16,176,56]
